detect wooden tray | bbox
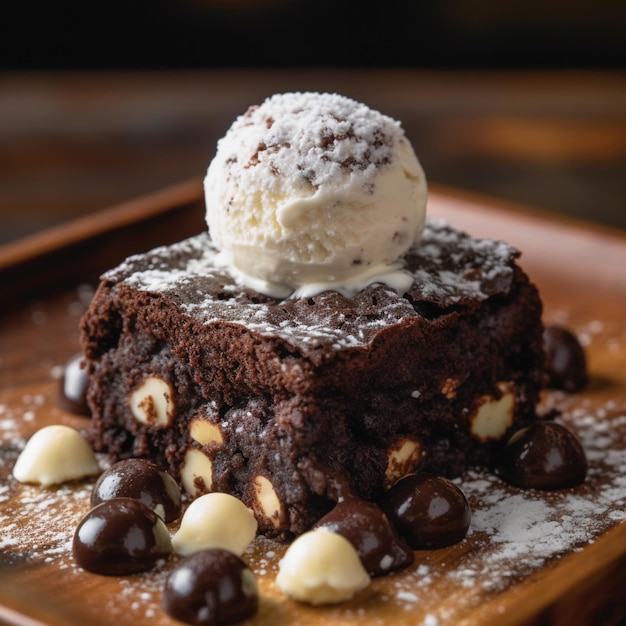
[1,179,626,626]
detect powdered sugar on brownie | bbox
[105,219,518,350]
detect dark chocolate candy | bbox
[162,549,258,626]
[381,473,471,550]
[498,421,587,490]
[543,325,588,392]
[312,496,414,576]
[92,458,182,523]
[58,353,91,416]
[72,497,172,575]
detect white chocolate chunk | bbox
[471,382,516,441]
[252,475,283,528]
[172,492,258,556]
[190,418,223,445]
[129,376,174,428]
[385,437,422,488]
[276,528,370,605]
[13,425,100,487]
[181,448,213,497]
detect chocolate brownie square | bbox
[80,218,544,539]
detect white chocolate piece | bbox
[181,448,213,497]
[190,418,223,446]
[252,475,283,528]
[172,492,257,556]
[385,437,422,488]
[471,382,516,441]
[13,425,100,487]
[129,376,174,428]
[276,528,370,605]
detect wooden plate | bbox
[1,180,626,626]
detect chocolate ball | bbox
[92,458,182,523]
[381,474,471,550]
[313,496,414,576]
[73,497,172,575]
[543,325,588,392]
[498,421,587,490]
[58,353,90,416]
[162,549,259,626]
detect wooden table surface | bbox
[1,69,625,248]
[1,181,626,626]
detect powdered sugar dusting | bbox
[105,219,518,350]
[2,395,626,624]
[209,92,405,193]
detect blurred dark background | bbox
[1,0,625,247]
[3,0,626,71]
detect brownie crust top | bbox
[102,218,520,353]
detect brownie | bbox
[80,218,545,539]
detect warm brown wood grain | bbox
[0,178,206,308]
[1,182,625,626]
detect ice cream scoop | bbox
[204,91,427,298]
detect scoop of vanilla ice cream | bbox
[204,92,427,298]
